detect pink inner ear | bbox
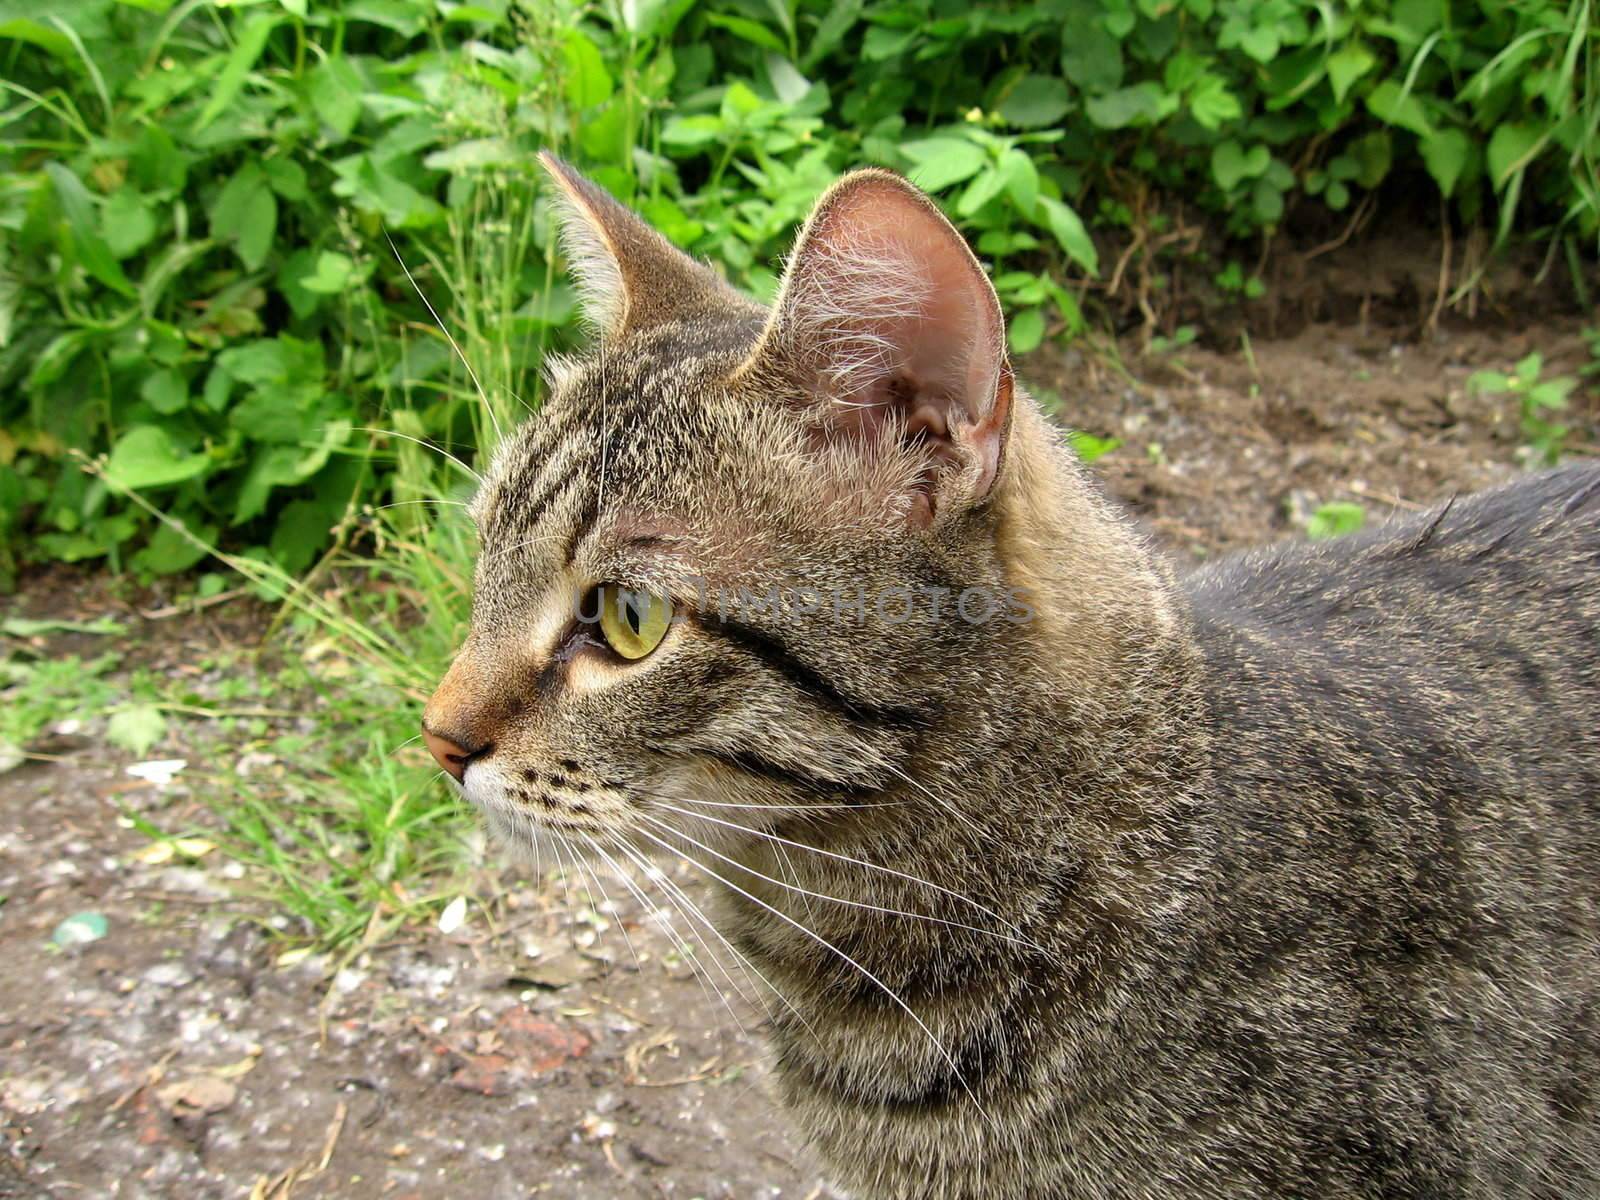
[768,173,1010,510]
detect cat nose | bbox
[423,726,486,782]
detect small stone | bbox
[143,962,195,989]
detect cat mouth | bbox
[457,766,630,838]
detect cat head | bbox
[423,155,1037,862]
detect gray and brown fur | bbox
[425,156,1600,1198]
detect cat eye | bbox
[596,584,672,660]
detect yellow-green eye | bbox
[597,585,672,660]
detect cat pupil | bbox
[626,601,640,635]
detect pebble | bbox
[143,961,195,988]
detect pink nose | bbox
[423,727,480,782]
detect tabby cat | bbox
[422,155,1600,1198]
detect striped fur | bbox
[425,162,1600,1198]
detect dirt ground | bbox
[2,309,1596,1200]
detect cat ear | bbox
[539,152,741,337]
[740,169,1013,521]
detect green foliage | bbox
[1468,351,1577,466]
[1305,500,1367,541]
[1067,429,1124,463]
[0,648,120,761]
[2,0,1595,574]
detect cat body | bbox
[760,462,1600,1200]
[423,157,1599,1198]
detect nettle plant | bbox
[1,0,1594,582]
[1468,352,1579,467]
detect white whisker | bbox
[636,793,1025,937]
[386,232,504,447]
[604,835,760,1030]
[879,758,987,839]
[609,833,824,1048]
[630,823,991,1123]
[476,532,566,563]
[636,811,1039,951]
[666,795,903,812]
[351,426,481,485]
[571,832,645,976]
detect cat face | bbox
[422,156,1019,864]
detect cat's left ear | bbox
[539,153,744,338]
[738,169,1013,524]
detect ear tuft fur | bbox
[541,154,629,333]
[538,153,750,338]
[740,169,1013,521]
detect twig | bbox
[1344,481,1426,512]
[1427,193,1452,335]
[1302,192,1376,262]
[137,588,249,621]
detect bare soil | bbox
[2,310,1596,1200]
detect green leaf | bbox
[268,499,331,574]
[44,163,135,297]
[1365,80,1432,137]
[0,18,71,62]
[957,167,1007,217]
[861,24,916,60]
[1251,178,1284,225]
[1210,140,1269,191]
[1237,26,1279,63]
[1007,307,1046,354]
[803,0,862,69]
[101,191,157,260]
[329,156,446,228]
[1038,195,1099,275]
[1486,122,1544,188]
[1420,129,1471,197]
[1059,11,1123,92]
[579,102,631,163]
[1347,131,1392,189]
[263,158,308,201]
[1391,0,1445,39]
[1188,74,1242,131]
[1326,43,1376,104]
[194,12,281,133]
[562,30,613,108]
[1306,501,1366,541]
[1528,378,1575,410]
[1466,369,1510,395]
[1083,83,1170,130]
[299,251,360,294]
[1067,430,1122,463]
[764,54,811,105]
[210,164,277,270]
[140,368,188,415]
[232,420,349,524]
[308,56,364,137]
[129,124,188,194]
[345,0,427,35]
[423,138,519,172]
[660,115,723,147]
[132,518,214,576]
[900,137,988,192]
[704,12,786,53]
[998,75,1070,129]
[107,705,167,756]
[997,148,1039,216]
[104,426,211,490]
